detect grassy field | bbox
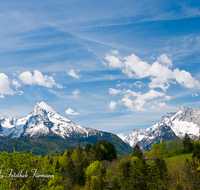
[164,153,193,179]
[165,154,192,169]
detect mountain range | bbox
[118,106,200,150]
[1,102,200,154]
[0,101,132,155]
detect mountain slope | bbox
[118,106,200,150]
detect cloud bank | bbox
[105,51,200,111]
[105,51,200,91]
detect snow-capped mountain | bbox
[118,106,200,150]
[0,101,103,139]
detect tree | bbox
[132,144,144,160]
[85,160,108,190]
[85,143,92,154]
[183,133,194,153]
[148,158,169,189]
[183,133,191,147]
[117,159,131,189]
[193,143,200,161]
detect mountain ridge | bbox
[118,106,200,150]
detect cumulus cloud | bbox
[108,88,121,95]
[0,73,14,98]
[65,108,79,115]
[12,79,21,88]
[112,88,170,111]
[173,69,200,88]
[159,102,166,108]
[157,53,173,67]
[19,70,63,88]
[105,51,200,91]
[121,97,135,111]
[109,101,117,110]
[67,69,81,79]
[133,81,146,88]
[105,53,123,69]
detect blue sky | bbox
[0,0,200,135]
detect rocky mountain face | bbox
[118,106,200,150]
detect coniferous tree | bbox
[117,159,131,189]
[132,144,144,160]
[55,159,60,171]
[85,143,92,154]
[107,141,117,161]
[193,143,200,161]
[183,133,191,147]
[183,133,194,153]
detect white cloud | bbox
[105,53,123,69]
[159,102,166,107]
[105,51,200,91]
[65,108,79,115]
[0,73,14,98]
[117,82,128,87]
[108,88,121,95]
[133,81,146,88]
[110,88,169,111]
[67,69,81,79]
[173,68,200,88]
[19,70,63,89]
[12,79,21,88]
[157,53,173,67]
[132,90,168,111]
[121,97,134,111]
[72,89,79,97]
[192,93,198,97]
[109,101,117,110]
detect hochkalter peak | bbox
[118,106,200,150]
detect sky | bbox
[0,0,200,136]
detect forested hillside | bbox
[0,134,200,189]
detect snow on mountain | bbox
[118,106,200,149]
[0,101,102,139]
[117,133,127,141]
[0,115,31,138]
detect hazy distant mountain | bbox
[118,106,200,150]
